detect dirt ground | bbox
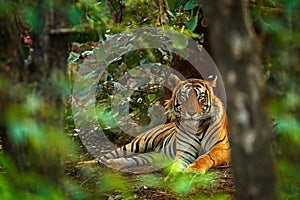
[65,135,236,200]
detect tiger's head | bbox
[165,74,217,122]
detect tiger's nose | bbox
[187,111,197,117]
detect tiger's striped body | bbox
[99,74,230,173]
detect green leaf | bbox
[147,94,157,101]
[186,13,199,31]
[68,5,83,26]
[67,51,80,63]
[175,0,188,9]
[167,0,176,10]
[184,0,198,10]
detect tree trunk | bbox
[203,0,276,199]
[30,1,70,124]
[0,7,26,161]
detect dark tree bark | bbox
[0,13,25,81]
[0,6,26,161]
[29,1,70,124]
[203,0,276,199]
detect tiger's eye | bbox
[198,93,205,101]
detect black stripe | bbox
[131,157,139,165]
[150,125,174,151]
[102,155,111,160]
[144,138,150,153]
[177,132,200,147]
[151,131,165,150]
[176,157,190,167]
[176,123,189,134]
[171,140,177,156]
[176,136,199,152]
[164,131,175,145]
[123,145,127,157]
[109,151,117,158]
[139,126,163,150]
[205,122,223,145]
[140,154,151,164]
[143,130,158,152]
[199,125,208,141]
[154,136,166,149]
[115,150,120,158]
[177,149,198,160]
[134,141,140,153]
[176,152,196,165]
[212,134,227,147]
[177,129,201,145]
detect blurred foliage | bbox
[65,0,204,42]
[0,77,79,199]
[1,0,299,199]
[250,0,300,198]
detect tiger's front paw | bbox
[185,163,207,174]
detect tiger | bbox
[99,74,230,174]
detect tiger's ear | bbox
[168,74,182,90]
[209,76,217,88]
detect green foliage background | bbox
[250,0,300,198]
[0,0,299,199]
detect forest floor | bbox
[65,134,236,200]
